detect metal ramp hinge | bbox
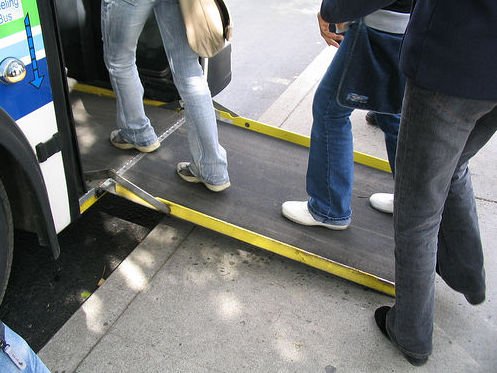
[84,169,170,214]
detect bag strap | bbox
[214,0,232,40]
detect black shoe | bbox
[365,111,378,126]
[374,306,429,367]
[374,306,390,339]
[464,291,485,305]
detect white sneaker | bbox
[369,193,394,214]
[176,162,230,192]
[109,130,160,153]
[281,201,349,230]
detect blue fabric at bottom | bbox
[0,323,50,373]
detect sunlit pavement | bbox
[40,45,497,372]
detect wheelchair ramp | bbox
[73,88,395,295]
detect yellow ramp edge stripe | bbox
[113,184,395,297]
[73,83,166,107]
[217,110,392,173]
[79,194,101,214]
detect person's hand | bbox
[317,12,344,48]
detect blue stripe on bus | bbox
[0,33,45,61]
[0,57,53,121]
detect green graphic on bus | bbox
[0,0,39,37]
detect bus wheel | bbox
[0,178,13,304]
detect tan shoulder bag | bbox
[179,0,233,58]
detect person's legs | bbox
[437,107,497,302]
[153,0,229,186]
[374,113,400,174]
[305,34,355,225]
[368,113,399,214]
[101,0,158,147]
[436,164,485,303]
[385,81,497,360]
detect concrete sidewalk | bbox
[40,48,497,372]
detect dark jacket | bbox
[401,0,497,100]
[320,0,411,24]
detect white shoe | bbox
[369,193,394,214]
[110,130,160,153]
[281,201,349,230]
[176,162,230,192]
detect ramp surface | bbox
[73,91,395,289]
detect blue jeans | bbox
[0,323,50,372]
[386,81,497,359]
[306,31,399,224]
[101,0,229,185]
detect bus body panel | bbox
[1,0,78,234]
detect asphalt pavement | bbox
[0,195,163,352]
[38,46,497,372]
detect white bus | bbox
[0,0,232,301]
